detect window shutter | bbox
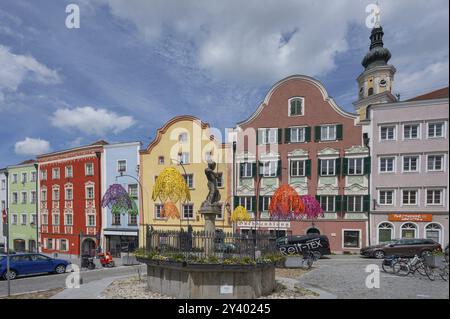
[305,159,311,177]
[252,162,257,177]
[364,157,371,175]
[314,126,321,142]
[277,160,282,177]
[335,158,341,176]
[363,195,370,212]
[335,195,342,212]
[317,159,322,176]
[342,158,348,176]
[239,163,244,178]
[233,196,240,208]
[251,196,257,212]
[342,195,348,212]
[278,128,283,144]
[305,127,311,142]
[256,129,261,145]
[259,196,264,211]
[285,128,291,143]
[258,162,264,177]
[336,124,343,140]
[315,195,321,203]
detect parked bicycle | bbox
[382,255,407,273]
[392,255,433,279]
[301,250,319,269]
[423,256,449,281]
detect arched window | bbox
[401,223,417,239]
[378,222,393,243]
[425,223,442,244]
[289,98,304,116]
[368,87,374,96]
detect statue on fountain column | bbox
[201,160,221,210]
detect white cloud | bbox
[50,106,135,135]
[0,45,61,100]
[14,137,51,156]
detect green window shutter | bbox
[364,157,371,175]
[233,196,240,208]
[277,160,282,177]
[335,158,341,176]
[258,162,264,177]
[305,159,311,177]
[278,128,283,144]
[305,127,311,142]
[285,128,291,143]
[252,162,257,177]
[335,195,342,212]
[314,126,321,142]
[317,159,322,176]
[315,195,321,203]
[363,195,370,212]
[256,129,262,145]
[239,163,245,177]
[336,124,343,140]
[342,158,348,176]
[342,195,348,212]
[251,196,257,212]
[259,196,263,211]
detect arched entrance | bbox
[13,239,26,252]
[306,227,320,235]
[81,238,96,257]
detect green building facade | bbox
[7,160,38,252]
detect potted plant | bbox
[424,249,446,268]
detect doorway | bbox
[81,238,96,257]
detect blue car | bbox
[0,253,70,280]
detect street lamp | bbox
[4,170,11,296]
[363,133,371,246]
[34,163,39,253]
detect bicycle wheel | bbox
[393,261,410,276]
[415,262,428,276]
[424,264,435,281]
[382,262,394,273]
[440,265,449,281]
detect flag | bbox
[1,208,6,225]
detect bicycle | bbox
[382,255,407,273]
[301,250,319,269]
[423,257,449,281]
[392,255,432,279]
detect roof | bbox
[37,140,108,160]
[407,87,449,102]
[18,159,36,165]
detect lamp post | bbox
[4,171,10,296]
[172,155,189,231]
[33,163,39,252]
[363,134,371,246]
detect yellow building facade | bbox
[139,116,232,247]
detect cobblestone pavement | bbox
[297,257,449,299]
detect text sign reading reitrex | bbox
[388,214,433,222]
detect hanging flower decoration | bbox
[301,195,324,219]
[231,206,250,222]
[162,201,180,219]
[152,167,191,203]
[128,199,139,216]
[102,184,132,214]
[269,184,305,220]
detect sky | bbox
[0,0,448,168]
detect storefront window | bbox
[378,222,393,243]
[343,230,360,248]
[425,223,441,244]
[401,223,417,239]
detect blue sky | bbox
[0,0,448,168]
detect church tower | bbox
[353,9,397,121]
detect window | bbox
[21,192,27,204]
[128,214,138,226]
[347,196,363,212]
[41,189,47,201]
[53,189,60,201]
[380,126,395,140]
[46,238,53,250]
[379,157,395,173]
[260,128,278,144]
[41,214,48,225]
[320,125,336,141]
[86,186,94,199]
[378,223,393,243]
[117,160,127,173]
[379,190,394,205]
[290,160,305,177]
[40,170,47,181]
[320,159,335,176]
[262,196,271,212]
[52,168,60,179]
[179,133,188,143]
[128,184,138,198]
[348,158,363,175]
[85,163,94,176]
[427,155,443,171]
[12,174,17,184]
[12,214,18,225]
[402,190,418,205]
[179,152,190,164]
[1,179,5,190]
[12,192,18,204]
[112,214,121,225]
[65,188,73,201]
[320,196,335,212]
[31,171,37,182]
[64,214,73,226]
[239,197,254,212]
[182,204,194,219]
[183,174,194,188]
[30,214,37,225]
[21,214,27,225]
[1,200,5,210]
[403,124,419,139]
[65,166,73,178]
[401,223,417,239]
[289,98,304,116]
[343,230,360,248]
[403,156,419,172]
[30,191,37,204]
[262,161,277,177]
[426,189,443,205]
[21,172,27,183]
[60,239,68,251]
[155,204,164,219]
[217,172,224,188]
[368,87,374,96]
[240,162,253,178]
[87,215,96,226]
[290,127,305,143]
[205,151,213,162]
[425,224,442,244]
[52,214,60,225]
[158,156,165,165]
[428,122,444,138]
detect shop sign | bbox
[388,214,432,222]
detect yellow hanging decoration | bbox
[231,205,250,222]
[162,201,180,219]
[152,167,191,203]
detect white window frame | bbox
[379,125,396,141]
[259,128,278,145]
[155,204,164,219]
[60,239,69,252]
[262,161,277,178]
[85,163,94,176]
[40,170,47,181]
[401,222,418,239]
[178,133,188,143]
[30,214,37,225]
[424,223,443,245]
[426,154,445,172]
[184,174,194,189]
[320,125,337,141]
[342,229,362,249]
[21,191,27,204]
[180,152,190,164]
[86,214,96,227]
[12,192,18,204]
[41,213,48,225]
[379,156,396,174]
[21,172,27,184]
[320,159,336,176]
[290,126,306,143]
[427,121,446,139]
[85,186,95,200]
[30,191,37,204]
[403,123,421,140]
[240,162,253,178]
[52,213,60,226]
[52,168,60,179]
[377,222,395,244]
[12,173,18,184]
[320,196,335,212]
[402,155,420,173]
[128,184,138,198]
[65,166,73,178]
[64,213,73,226]
[30,171,37,182]
[117,160,127,173]
[12,214,18,225]
[182,203,194,220]
[239,197,253,212]
[41,189,47,201]
[347,196,363,212]
[401,189,419,206]
[21,214,27,225]
[53,188,60,201]
[65,188,73,201]
[378,189,395,206]
[425,188,444,206]
[288,97,305,117]
[348,157,364,176]
[290,159,305,177]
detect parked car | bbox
[0,253,71,280]
[360,239,442,259]
[276,234,331,258]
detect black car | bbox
[276,234,331,258]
